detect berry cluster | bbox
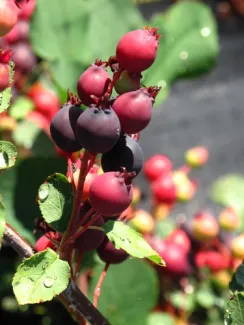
[36,27,161,265]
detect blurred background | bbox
[0,0,244,324]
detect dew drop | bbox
[39,185,50,201]
[43,277,54,288]
[201,27,211,37]
[179,51,188,61]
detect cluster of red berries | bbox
[36,27,161,265]
[0,0,36,92]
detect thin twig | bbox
[3,223,111,325]
[93,263,110,308]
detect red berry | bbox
[192,211,219,242]
[89,171,133,216]
[35,234,55,252]
[74,216,105,252]
[33,88,60,120]
[195,249,231,272]
[167,229,191,254]
[26,111,50,131]
[116,27,159,72]
[112,88,153,134]
[144,154,172,182]
[17,0,36,20]
[5,19,29,43]
[0,0,18,37]
[152,173,177,204]
[114,70,141,95]
[0,62,9,91]
[97,236,128,264]
[77,62,111,106]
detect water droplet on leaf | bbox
[201,27,211,37]
[39,185,50,201]
[179,51,188,60]
[43,277,54,288]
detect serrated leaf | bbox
[0,141,17,170]
[104,221,165,266]
[0,200,6,246]
[145,1,219,106]
[12,248,70,305]
[147,312,175,325]
[225,293,244,325]
[89,258,158,325]
[38,173,73,232]
[0,61,14,113]
[210,174,244,228]
[9,96,34,120]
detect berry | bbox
[211,270,231,289]
[130,209,154,234]
[77,62,111,106]
[5,19,29,43]
[167,229,191,254]
[192,211,219,242]
[153,203,171,221]
[152,173,177,204]
[218,207,240,232]
[33,88,60,120]
[27,111,50,131]
[112,88,153,134]
[195,249,231,272]
[101,134,144,176]
[0,0,18,37]
[0,62,9,91]
[231,234,244,259]
[34,231,61,252]
[97,236,128,264]
[185,146,209,168]
[11,42,36,72]
[50,103,83,153]
[75,105,120,154]
[144,154,172,182]
[132,185,141,206]
[176,179,197,202]
[74,216,105,252]
[17,0,36,20]
[116,27,159,73]
[89,171,133,216]
[114,70,141,95]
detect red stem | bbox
[64,213,101,247]
[104,68,123,98]
[68,156,76,191]
[93,263,110,308]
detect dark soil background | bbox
[135,1,244,219]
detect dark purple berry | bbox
[97,236,128,264]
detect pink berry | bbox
[144,154,172,182]
[33,88,60,120]
[11,42,36,73]
[17,0,36,20]
[192,211,219,242]
[89,171,133,216]
[116,27,160,73]
[0,63,9,91]
[112,88,153,134]
[167,229,191,254]
[0,0,18,37]
[152,173,177,204]
[5,19,29,43]
[77,61,111,106]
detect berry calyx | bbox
[97,236,128,264]
[144,154,172,182]
[75,105,121,154]
[116,27,160,73]
[89,171,134,216]
[101,134,144,176]
[192,211,219,242]
[50,102,83,153]
[77,61,111,106]
[112,88,154,134]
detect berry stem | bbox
[104,68,123,99]
[64,213,100,246]
[93,263,110,308]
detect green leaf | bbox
[0,141,17,170]
[210,174,244,228]
[225,293,244,325]
[155,219,175,239]
[12,248,70,305]
[104,221,165,266]
[195,284,216,308]
[9,96,34,120]
[89,258,159,325]
[169,291,196,312]
[145,1,219,106]
[0,61,15,113]
[147,312,175,325]
[38,173,73,232]
[0,157,67,244]
[0,200,5,246]
[230,264,244,293]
